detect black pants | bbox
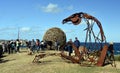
[17,46,20,52]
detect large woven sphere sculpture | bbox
[43,27,66,50]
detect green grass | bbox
[115,55,120,61]
[0,49,120,73]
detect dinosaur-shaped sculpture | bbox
[62,12,106,43]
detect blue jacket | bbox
[74,40,80,48]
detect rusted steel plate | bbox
[96,45,108,66]
[61,53,80,63]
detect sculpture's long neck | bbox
[78,12,106,42]
[93,17,106,42]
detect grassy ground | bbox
[0,49,120,73]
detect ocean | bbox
[112,43,120,55]
[80,42,120,55]
[20,42,120,55]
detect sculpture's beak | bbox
[62,19,70,24]
[62,19,66,24]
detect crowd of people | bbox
[0,37,115,59]
[25,37,81,56]
[0,39,51,54]
[64,37,81,56]
[26,39,54,54]
[26,39,41,53]
[0,37,80,55]
[1,39,21,54]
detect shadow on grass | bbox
[38,60,53,63]
[0,55,8,63]
[0,58,16,63]
[0,55,7,58]
[0,59,10,63]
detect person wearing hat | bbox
[108,42,116,67]
[108,42,115,61]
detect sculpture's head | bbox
[62,13,82,25]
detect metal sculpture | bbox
[32,12,115,67]
[32,52,61,63]
[62,12,106,43]
[62,12,115,67]
[61,42,89,64]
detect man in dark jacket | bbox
[67,39,73,56]
[74,37,80,49]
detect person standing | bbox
[40,41,44,50]
[31,39,36,53]
[16,39,20,53]
[108,42,115,61]
[74,37,80,49]
[108,42,116,67]
[11,41,15,53]
[7,41,11,54]
[67,39,73,56]
[36,39,40,52]
[2,42,5,53]
[54,39,59,51]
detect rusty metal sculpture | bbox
[62,12,115,67]
[61,41,82,63]
[62,12,106,43]
[32,52,61,63]
[32,12,115,67]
